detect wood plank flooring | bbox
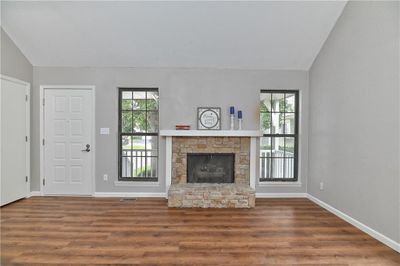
[1,197,399,265]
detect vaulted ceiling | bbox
[1,1,346,70]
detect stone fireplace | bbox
[160,130,261,208]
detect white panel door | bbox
[1,78,29,206]
[44,89,93,195]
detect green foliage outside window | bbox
[121,97,158,134]
[260,96,294,131]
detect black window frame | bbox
[118,88,159,182]
[260,90,299,182]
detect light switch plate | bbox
[100,128,110,135]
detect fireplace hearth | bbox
[187,153,234,183]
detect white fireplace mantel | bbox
[160,130,262,137]
[161,130,261,197]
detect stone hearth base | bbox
[168,184,255,208]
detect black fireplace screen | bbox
[187,153,235,183]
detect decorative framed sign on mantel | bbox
[197,107,221,130]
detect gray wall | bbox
[309,1,399,243]
[32,67,309,193]
[0,28,32,83]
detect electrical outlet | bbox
[103,174,108,181]
[320,182,324,190]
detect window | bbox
[260,90,299,181]
[118,88,159,181]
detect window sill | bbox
[258,181,302,187]
[114,181,160,187]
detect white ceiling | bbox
[1,1,346,70]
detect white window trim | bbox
[257,181,302,187]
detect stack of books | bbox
[175,124,191,130]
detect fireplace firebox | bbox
[187,153,235,183]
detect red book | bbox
[176,125,191,130]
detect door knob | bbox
[82,144,91,152]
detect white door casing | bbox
[43,88,93,195]
[0,76,30,206]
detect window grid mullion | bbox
[283,93,286,179]
[130,136,133,179]
[145,91,148,178]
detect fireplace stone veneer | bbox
[168,183,255,208]
[172,137,250,184]
[167,136,256,208]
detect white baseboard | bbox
[307,194,400,253]
[30,191,42,197]
[256,192,307,198]
[93,192,166,198]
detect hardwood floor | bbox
[1,197,399,265]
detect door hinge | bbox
[42,98,45,106]
[43,179,45,186]
[25,95,28,102]
[26,136,28,142]
[25,176,28,182]
[42,139,45,146]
